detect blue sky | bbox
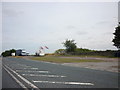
[2,2,118,54]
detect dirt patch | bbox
[59,56,119,62]
[22,56,119,72]
[62,62,119,72]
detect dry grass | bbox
[30,56,104,63]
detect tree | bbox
[63,39,77,53]
[1,49,16,57]
[10,49,16,53]
[2,50,11,57]
[112,23,120,50]
[55,49,65,54]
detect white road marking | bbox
[22,74,66,77]
[23,68,38,70]
[3,66,28,90]
[16,70,49,73]
[28,68,38,70]
[17,64,31,67]
[4,64,40,90]
[32,80,94,85]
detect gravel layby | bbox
[59,56,119,73]
[23,56,119,73]
[62,62,119,72]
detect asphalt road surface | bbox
[2,57,119,89]
[2,67,22,88]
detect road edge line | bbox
[4,64,40,90]
[3,65,28,90]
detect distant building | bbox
[16,49,29,56]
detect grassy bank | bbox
[30,56,104,63]
[54,54,114,58]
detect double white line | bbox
[16,70,49,73]
[3,64,40,90]
[22,74,66,78]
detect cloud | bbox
[3,8,23,17]
[76,31,88,35]
[66,25,76,29]
[103,32,113,35]
[118,2,120,22]
[96,21,109,25]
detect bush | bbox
[1,49,16,57]
[55,48,119,57]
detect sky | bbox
[1,1,119,54]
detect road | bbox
[2,57,119,89]
[2,67,22,88]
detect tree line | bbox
[1,49,16,57]
[55,23,120,57]
[55,47,119,57]
[1,23,120,57]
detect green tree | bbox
[63,39,77,53]
[1,49,16,57]
[55,49,65,54]
[10,49,16,53]
[2,50,11,57]
[112,23,120,50]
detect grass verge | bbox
[54,54,117,58]
[30,56,104,63]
